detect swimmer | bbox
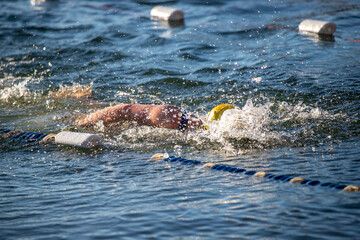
[75,103,235,131]
[50,84,233,131]
[75,104,204,131]
[47,84,201,130]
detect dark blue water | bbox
[1,0,360,239]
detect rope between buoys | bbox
[2,129,358,192]
[151,154,359,192]
[1,128,49,144]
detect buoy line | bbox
[31,1,360,43]
[1,127,358,192]
[0,128,103,149]
[151,154,360,193]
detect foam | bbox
[0,79,32,102]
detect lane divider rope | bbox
[151,154,360,193]
[0,128,102,148]
[2,128,358,192]
[0,128,54,144]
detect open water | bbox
[1,0,360,239]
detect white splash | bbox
[275,101,338,121]
[104,99,341,155]
[0,78,32,102]
[251,77,262,83]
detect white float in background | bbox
[151,6,184,21]
[299,19,336,35]
[55,131,103,148]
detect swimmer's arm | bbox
[75,104,126,127]
[76,104,203,130]
[133,104,203,130]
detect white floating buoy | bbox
[150,6,184,21]
[55,131,103,148]
[299,19,336,35]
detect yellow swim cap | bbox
[207,104,235,121]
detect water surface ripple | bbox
[1,0,360,239]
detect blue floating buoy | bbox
[274,175,285,180]
[245,171,256,175]
[228,168,237,173]
[321,182,331,187]
[222,166,232,172]
[234,168,246,173]
[308,181,320,186]
[301,180,311,185]
[335,185,346,190]
[182,160,192,164]
[280,176,292,182]
[193,161,202,165]
[210,164,221,170]
[264,174,275,179]
[170,157,181,162]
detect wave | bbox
[139,77,208,88]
